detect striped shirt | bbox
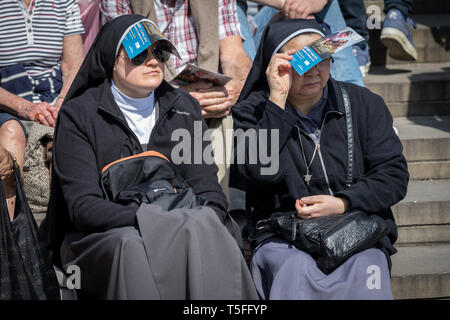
[101,0,242,73]
[0,0,84,78]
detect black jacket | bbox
[231,78,409,254]
[42,79,228,261]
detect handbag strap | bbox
[337,82,354,189]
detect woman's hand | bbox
[295,195,349,219]
[266,49,296,109]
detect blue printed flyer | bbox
[122,22,152,59]
[289,27,364,76]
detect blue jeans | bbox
[236,0,257,60]
[240,0,364,87]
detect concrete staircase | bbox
[364,0,450,299]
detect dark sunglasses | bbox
[130,45,171,65]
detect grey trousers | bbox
[62,204,259,300]
[250,238,393,300]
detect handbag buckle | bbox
[256,219,270,231]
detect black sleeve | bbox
[173,92,229,213]
[231,94,297,185]
[334,92,409,213]
[54,105,137,233]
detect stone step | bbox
[365,0,450,15]
[391,244,450,299]
[369,15,450,65]
[365,62,450,103]
[408,160,450,180]
[392,180,450,226]
[387,100,450,118]
[393,179,450,245]
[394,116,450,162]
[397,225,450,245]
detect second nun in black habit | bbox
[231,19,409,299]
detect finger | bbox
[183,80,214,91]
[197,85,227,94]
[296,211,311,219]
[301,195,325,204]
[198,96,231,107]
[283,0,291,17]
[201,101,231,114]
[37,114,50,127]
[202,108,230,119]
[295,199,302,212]
[299,203,323,215]
[190,90,226,102]
[290,6,302,19]
[42,111,55,127]
[51,107,60,120]
[273,52,294,61]
[277,62,292,73]
[286,48,297,55]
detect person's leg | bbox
[251,239,393,300]
[338,0,369,47]
[381,0,417,60]
[0,119,26,220]
[236,0,257,60]
[337,0,370,77]
[316,0,365,86]
[252,6,279,51]
[384,0,413,18]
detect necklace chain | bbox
[297,129,320,186]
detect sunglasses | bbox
[130,45,171,65]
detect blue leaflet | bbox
[122,22,152,59]
[289,46,323,76]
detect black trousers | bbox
[338,0,413,48]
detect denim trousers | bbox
[337,0,413,48]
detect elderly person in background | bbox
[0,0,84,217]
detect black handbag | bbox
[0,162,60,299]
[100,150,244,248]
[255,83,392,275]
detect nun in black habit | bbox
[41,15,258,300]
[231,19,409,299]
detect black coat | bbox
[231,78,409,254]
[42,79,228,262]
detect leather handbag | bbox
[255,83,392,274]
[257,209,392,274]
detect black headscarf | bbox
[238,19,325,103]
[65,14,181,104]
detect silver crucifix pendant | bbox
[304,173,312,186]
